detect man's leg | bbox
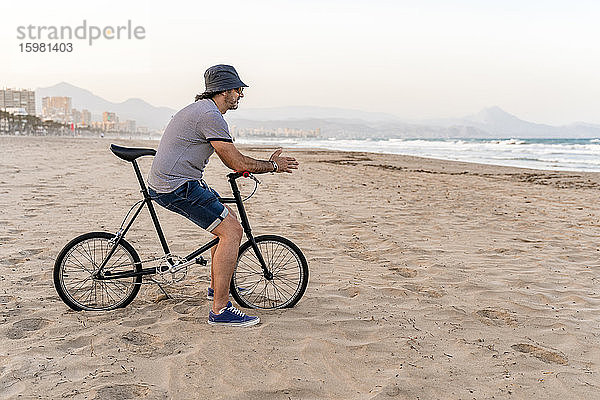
[210,242,216,291]
[210,213,243,313]
[209,205,237,293]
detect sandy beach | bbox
[1,135,599,399]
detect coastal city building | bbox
[42,96,72,123]
[0,88,36,116]
[230,125,320,138]
[102,111,118,123]
[101,111,118,131]
[118,120,136,132]
[70,108,92,126]
[71,109,81,125]
[2,86,154,136]
[88,112,136,132]
[81,109,91,126]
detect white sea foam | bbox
[236,137,600,172]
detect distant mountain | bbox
[403,106,600,139]
[229,106,600,139]
[232,106,403,123]
[36,82,175,130]
[228,117,491,139]
[32,83,600,138]
[460,106,558,137]
[465,106,524,125]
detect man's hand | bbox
[269,149,299,173]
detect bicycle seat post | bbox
[130,159,172,259]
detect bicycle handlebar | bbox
[223,171,261,203]
[228,171,267,180]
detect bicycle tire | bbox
[230,235,308,309]
[53,232,142,311]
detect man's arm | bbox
[210,141,299,173]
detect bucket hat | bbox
[202,64,248,94]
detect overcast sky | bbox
[2,0,599,125]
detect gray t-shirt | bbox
[147,99,232,193]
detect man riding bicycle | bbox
[147,65,298,327]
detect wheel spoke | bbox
[239,254,263,271]
[66,251,95,274]
[272,254,296,275]
[106,251,128,271]
[74,246,98,269]
[238,261,262,275]
[68,276,94,299]
[271,244,287,271]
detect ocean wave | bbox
[236,137,600,172]
[487,138,527,145]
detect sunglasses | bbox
[234,87,244,95]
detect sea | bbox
[235,137,600,173]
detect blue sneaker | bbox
[207,287,253,300]
[208,301,260,327]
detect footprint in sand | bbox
[346,250,379,262]
[339,285,360,298]
[173,300,203,314]
[120,330,165,357]
[18,248,45,257]
[56,335,94,352]
[388,266,418,278]
[93,384,151,400]
[6,318,50,339]
[0,257,26,266]
[229,388,320,400]
[0,295,15,304]
[512,343,568,365]
[380,287,410,298]
[403,283,445,298]
[121,330,158,347]
[370,384,406,398]
[475,309,518,327]
[121,317,158,327]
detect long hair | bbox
[195,90,225,102]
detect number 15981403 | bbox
[19,42,73,52]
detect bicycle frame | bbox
[96,158,270,281]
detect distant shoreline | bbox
[5,134,600,177]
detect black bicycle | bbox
[53,144,309,311]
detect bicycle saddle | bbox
[110,144,156,162]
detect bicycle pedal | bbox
[195,257,207,266]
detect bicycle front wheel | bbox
[53,232,142,311]
[231,235,308,309]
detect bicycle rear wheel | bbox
[230,235,308,309]
[53,232,142,311]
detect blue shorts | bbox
[148,180,229,232]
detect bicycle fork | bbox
[228,175,272,280]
